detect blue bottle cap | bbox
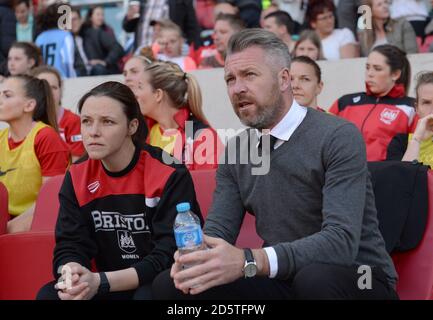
[176,202,191,212]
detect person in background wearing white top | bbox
[358,0,418,57]
[273,0,308,34]
[156,22,197,71]
[306,0,359,60]
[390,0,429,39]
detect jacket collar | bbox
[365,82,406,99]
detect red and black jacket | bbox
[53,144,202,285]
[329,84,416,161]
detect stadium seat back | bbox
[189,169,262,248]
[31,175,64,231]
[0,182,8,235]
[392,170,433,300]
[0,231,55,299]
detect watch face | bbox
[244,262,257,277]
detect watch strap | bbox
[244,248,254,263]
[97,272,110,295]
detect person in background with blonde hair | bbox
[357,0,418,56]
[127,60,222,170]
[387,72,433,166]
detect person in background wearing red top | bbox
[31,66,84,162]
[198,13,245,69]
[329,44,416,161]
[0,75,69,233]
[290,56,325,112]
[36,81,201,300]
[124,59,222,170]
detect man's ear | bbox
[279,67,291,91]
[23,98,36,114]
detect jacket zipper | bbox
[361,97,380,134]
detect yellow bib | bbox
[409,133,433,167]
[149,124,179,155]
[0,122,48,216]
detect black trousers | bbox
[36,281,152,300]
[152,263,399,300]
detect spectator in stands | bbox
[290,56,324,111]
[263,10,296,53]
[81,6,124,76]
[35,3,76,78]
[70,7,90,77]
[306,0,359,60]
[329,45,416,161]
[259,2,277,27]
[273,0,308,34]
[0,0,17,78]
[215,1,239,17]
[156,22,197,71]
[226,0,262,28]
[390,0,429,39]
[336,0,362,35]
[122,0,201,53]
[14,0,34,42]
[127,60,221,170]
[36,81,202,300]
[0,75,69,233]
[293,30,324,61]
[358,0,418,57]
[7,42,41,76]
[123,55,152,93]
[199,13,245,69]
[387,71,433,166]
[152,28,398,300]
[32,66,85,162]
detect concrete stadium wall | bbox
[2,53,433,131]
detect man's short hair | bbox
[264,10,294,35]
[226,28,291,68]
[215,13,245,33]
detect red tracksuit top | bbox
[329,84,416,161]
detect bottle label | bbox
[174,225,202,249]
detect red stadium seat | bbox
[0,182,8,235]
[392,170,433,300]
[31,175,64,231]
[0,231,55,300]
[189,169,263,248]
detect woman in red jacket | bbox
[124,58,222,170]
[329,44,416,161]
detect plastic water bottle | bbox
[174,202,203,258]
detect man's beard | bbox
[236,91,286,130]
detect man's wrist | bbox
[252,249,270,276]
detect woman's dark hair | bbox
[292,56,322,83]
[11,75,58,131]
[13,0,30,8]
[10,42,42,69]
[36,2,72,32]
[82,6,108,32]
[371,45,411,93]
[306,0,335,26]
[77,82,148,148]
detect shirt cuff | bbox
[263,247,278,278]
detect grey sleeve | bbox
[203,157,246,244]
[336,0,359,34]
[401,20,419,54]
[272,123,368,280]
